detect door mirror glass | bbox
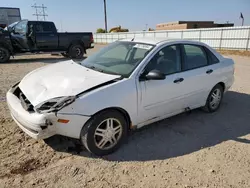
[145,69,166,80]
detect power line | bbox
[31,3,48,21]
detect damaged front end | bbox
[34,78,121,114]
[11,76,122,115]
[35,96,76,113]
[11,84,76,114]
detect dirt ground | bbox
[0,45,250,188]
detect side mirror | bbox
[144,69,166,80]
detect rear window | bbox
[204,47,219,64]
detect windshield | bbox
[81,41,155,77]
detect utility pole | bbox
[240,12,244,26]
[32,3,48,21]
[103,0,108,33]
[42,4,46,21]
[241,18,244,26]
[32,3,39,20]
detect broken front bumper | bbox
[6,86,91,140]
[6,90,56,139]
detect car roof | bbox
[120,37,224,61]
[120,37,205,46]
[18,20,54,24]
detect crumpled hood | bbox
[19,60,120,106]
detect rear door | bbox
[34,22,58,50]
[175,44,219,109]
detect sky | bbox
[1,0,250,32]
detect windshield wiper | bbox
[85,65,104,73]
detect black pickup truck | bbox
[0,20,94,63]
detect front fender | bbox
[59,79,138,124]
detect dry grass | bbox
[217,49,250,56]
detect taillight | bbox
[90,34,94,42]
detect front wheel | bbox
[80,110,128,156]
[0,47,10,63]
[203,84,223,113]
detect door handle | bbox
[206,69,213,74]
[174,78,184,83]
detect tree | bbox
[109,26,129,33]
[96,28,106,33]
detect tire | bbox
[80,110,128,156]
[69,44,84,59]
[61,52,69,58]
[203,84,224,113]
[0,47,10,63]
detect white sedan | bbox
[6,38,234,156]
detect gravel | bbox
[0,45,250,188]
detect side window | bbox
[204,47,219,65]
[42,22,55,32]
[183,44,208,70]
[145,45,181,75]
[14,21,27,34]
[35,22,55,33]
[35,23,43,33]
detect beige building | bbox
[156,21,234,30]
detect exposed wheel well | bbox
[90,107,132,129]
[217,82,225,91]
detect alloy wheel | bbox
[209,88,222,110]
[94,118,123,150]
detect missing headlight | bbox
[38,102,57,111]
[35,96,76,113]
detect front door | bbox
[11,20,30,51]
[138,44,185,124]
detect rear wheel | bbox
[0,47,10,63]
[203,84,223,113]
[80,110,128,156]
[69,44,84,59]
